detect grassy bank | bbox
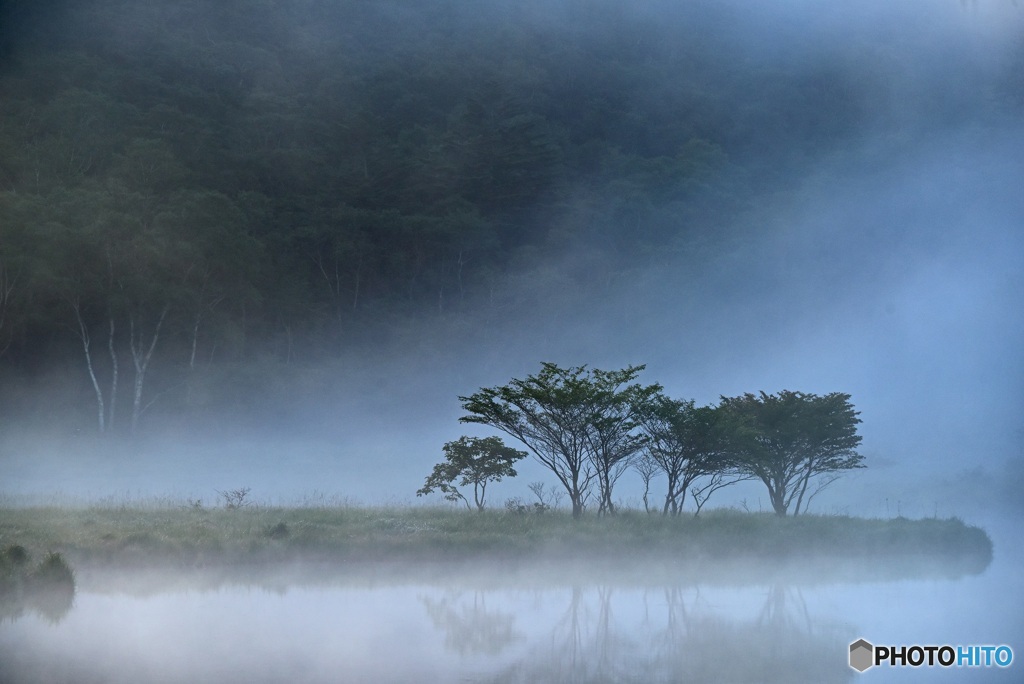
[0,504,993,577]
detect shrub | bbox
[217,487,252,509]
[30,552,75,589]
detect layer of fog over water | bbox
[0,542,1020,683]
[1,0,1023,682]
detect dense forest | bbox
[0,0,1019,432]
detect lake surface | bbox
[1,525,1020,683]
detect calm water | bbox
[1,526,1020,683]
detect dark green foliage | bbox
[0,1,1018,428]
[582,370,663,515]
[418,436,527,511]
[460,363,661,517]
[719,391,864,516]
[635,396,740,516]
[30,551,75,588]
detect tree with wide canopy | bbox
[718,390,864,516]
[459,362,660,517]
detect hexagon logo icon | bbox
[850,638,874,672]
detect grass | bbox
[0,502,993,579]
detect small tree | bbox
[527,481,564,510]
[719,390,864,516]
[417,436,526,511]
[632,452,661,514]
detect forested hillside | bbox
[0,0,1018,431]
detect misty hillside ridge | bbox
[0,0,1020,433]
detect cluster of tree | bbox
[425,363,863,517]
[0,1,1017,429]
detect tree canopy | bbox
[718,390,864,516]
[635,395,737,516]
[417,436,527,512]
[459,362,660,517]
[456,373,867,517]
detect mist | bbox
[1,2,1023,679]
[3,0,1020,523]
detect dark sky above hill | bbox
[0,0,1021,519]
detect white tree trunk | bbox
[107,317,118,431]
[129,307,168,434]
[71,301,105,433]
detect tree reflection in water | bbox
[421,589,523,656]
[424,582,853,683]
[0,583,75,625]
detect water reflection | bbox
[422,590,523,655]
[0,551,1007,684]
[426,582,852,683]
[0,582,75,625]
[0,548,76,625]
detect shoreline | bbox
[0,506,994,574]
